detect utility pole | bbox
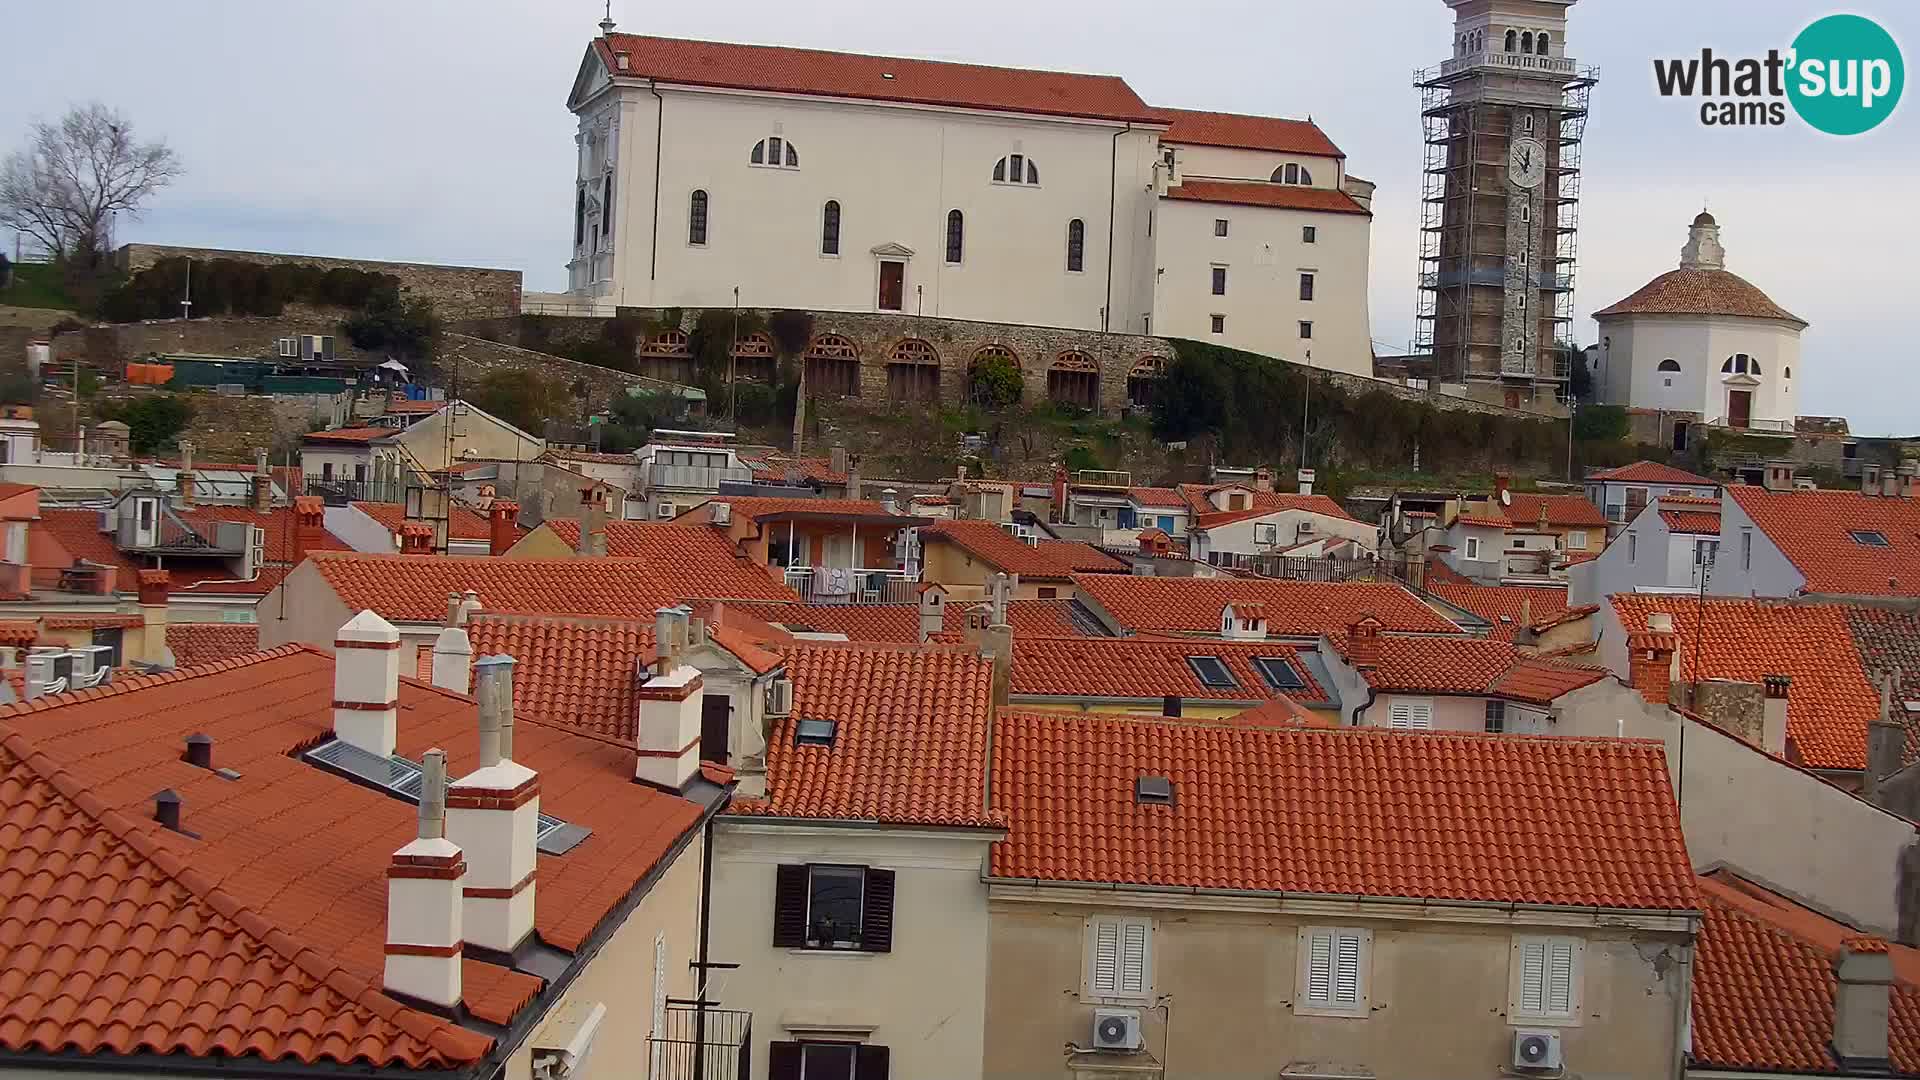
[1300,351,1313,473]
[728,286,740,426]
[1565,400,1577,483]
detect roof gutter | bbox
[1103,123,1129,332]
[649,80,664,282]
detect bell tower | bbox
[1414,0,1596,410]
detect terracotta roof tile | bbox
[1594,268,1806,326]
[1178,484,1357,522]
[33,507,344,597]
[923,520,1129,580]
[1073,575,1461,638]
[1164,179,1369,215]
[747,455,849,486]
[1192,492,1357,530]
[730,642,1000,828]
[1228,698,1337,729]
[1588,461,1717,485]
[303,426,398,444]
[1158,107,1344,157]
[1692,873,1920,1074]
[0,620,40,647]
[165,623,261,666]
[987,711,1697,909]
[1729,484,1920,596]
[595,34,1161,124]
[1840,606,1920,766]
[1504,492,1610,528]
[0,648,706,1067]
[1009,636,1324,702]
[1454,512,1514,529]
[1346,636,1608,704]
[1659,497,1722,535]
[1127,486,1190,510]
[351,501,508,542]
[673,495,899,521]
[1610,595,1880,770]
[1426,583,1571,641]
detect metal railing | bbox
[1206,551,1378,583]
[649,463,754,491]
[1706,416,1795,435]
[304,475,401,506]
[1436,50,1580,80]
[782,566,921,604]
[647,1002,750,1080]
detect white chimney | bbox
[431,625,474,694]
[917,585,945,643]
[881,487,900,515]
[1647,612,1676,634]
[384,748,465,1010]
[334,610,402,757]
[1297,468,1316,497]
[447,654,539,953]
[458,589,482,626]
[1833,937,1894,1069]
[1761,674,1791,757]
[636,607,704,792]
[444,592,462,628]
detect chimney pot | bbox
[183,733,213,770]
[1346,614,1382,670]
[431,626,474,695]
[1833,938,1895,1068]
[459,590,481,624]
[333,610,402,757]
[152,788,184,832]
[447,657,538,954]
[1863,463,1885,497]
[1648,612,1676,634]
[445,592,463,628]
[473,654,514,768]
[385,747,465,1010]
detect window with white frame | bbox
[1566,529,1587,550]
[1387,698,1433,730]
[1464,536,1483,561]
[1086,915,1152,1002]
[1509,936,1583,1024]
[1296,926,1370,1016]
[749,136,800,169]
[1255,522,1279,545]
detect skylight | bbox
[1252,656,1306,691]
[1135,775,1174,805]
[1850,530,1891,547]
[303,738,589,855]
[795,717,838,746]
[1185,655,1237,689]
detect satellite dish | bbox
[1499,489,1512,507]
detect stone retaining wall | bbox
[439,333,696,418]
[115,243,522,320]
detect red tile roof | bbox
[1073,575,1461,638]
[1594,268,1806,326]
[1163,179,1370,215]
[1659,497,1722,535]
[1345,636,1608,704]
[1728,485,1920,596]
[1504,492,1609,529]
[1008,636,1323,702]
[1610,595,1881,770]
[1127,486,1190,510]
[1454,512,1514,529]
[306,548,798,623]
[1692,873,1920,1074]
[1192,492,1357,530]
[923,520,1129,580]
[727,597,1101,644]
[746,455,849,486]
[0,647,707,1067]
[1178,484,1357,521]
[164,622,261,666]
[1839,606,1920,767]
[987,711,1697,909]
[303,426,397,444]
[0,620,40,647]
[33,506,344,597]
[729,642,1001,828]
[1158,107,1344,157]
[673,495,898,521]
[1228,697,1337,729]
[351,501,506,542]
[594,34,1161,124]
[1588,461,1717,485]
[1426,583,1571,641]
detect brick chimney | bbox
[1296,468,1315,497]
[917,584,946,644]
[447,654,539,953]
[846,451,862,501]
[384,748,465,1010]
[1833,936,1894,1070]
[334,610,401,757]
[431,625,473,695]
[1253,467,1274,494]
[1761,674,1791,757]
[1887,471,1903,499]
[399,521,434,554]
[293,496,326,564]
[576,486,607,557]
[176,440,196,508]
[636,607,704,792]
[1692,679,1767,748]
[1628,614,1679,706]
[1346,614,1382,671]
[250,447,273,513]
[488,500,520,556]
[1763,460,1794,493]
[137,569,170,666]
[1493,472,1512,505]
[1866,672,1907,802]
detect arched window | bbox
[1505,28,1517,52]
[1522,114,1534,136]
[1721,353,1760,375]
[821,200,841,256]
[1658,359,1681,372]
[1785,367,1792,379]
[946,209,964,264]
[688,190,709,246]
[750,136,800,168]
[1272,163,1313,186]
[992,155,1040,184]
[602,174,614,236]
[1536,31,1551,55]
[1066,218,1085,273]
[1521,31,1533,54]
[574,187,586,246]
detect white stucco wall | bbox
[1595,314,1801,425]
[1193,508,1376,559]
[1168,145,1343,189]
[709,821,997,1080]
[1704,497,1806,598]
[1573,506,1713,605]
[324,504,400,553]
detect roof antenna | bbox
[598,0,616,35]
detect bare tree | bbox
[0,102,182,265]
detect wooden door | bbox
[700,694,731,763]
[877,261,904,311]
[1728,389,1752,428]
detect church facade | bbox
[563,32,1375,376]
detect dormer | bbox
[1220,601,1268,641]
[1211,485,1257,513]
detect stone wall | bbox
[439,333,696,419]
[53,310,362,366]
[115,243,522,320]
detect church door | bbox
[1727,389,1752,429]
[877,261,905,311]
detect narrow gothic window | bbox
[689,190,709,245]
[993,158,1006,182]
[575,188,586,246]
[602,174,613,235]
[1505,29,1517,52]
[1522,31,1533,53]
[1536,31,1550,55]
[1066,219,1085,272]
[822,200,841,256]
[946,209,964,264]
[751,140,765,165]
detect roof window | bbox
[1851,530,1891,547]
[795,717,838,746]
[303,738,589,854]
[1185,655,1237,689]
[1252,656,1306,691]
[1135,775,1174,805]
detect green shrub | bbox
[967,352,1024,410]
[95,394,194,454]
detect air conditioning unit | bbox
[656,502,676,519]
[1090,1008,1142,1052]
[1297,520,1315,536]
[710,501,732,526]
[766,677,794,717]
[276,337,299,358]
[1512,1029,1562,1071]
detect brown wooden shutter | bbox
[767,1041,802,1080]
[861,868,895,953]
[773,864,809,947]
[855,1044,890,1078]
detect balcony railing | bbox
[782,566,920,604]
[650,463,754,491]
[1706,416,1795,436]
[1436,50,1580,79]
[646,1001,750,1080]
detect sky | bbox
[6,1,1915,433]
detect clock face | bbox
[1508,137,1547,189]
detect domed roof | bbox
[1692,210,1717,227]
[1593,268,1806,327]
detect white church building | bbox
[563,29,1376,375]
[1592,212,1807,432]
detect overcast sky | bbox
[6,1,1914,433]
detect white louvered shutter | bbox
[1546,940,1576,1014]
[1092,920,1121,994]
[1306,929,1333,1003]
[1388,702,1413,730]
[1409,701,1433,729]
[1518,940,1547,1014]
[1333,932,1363,1005]
[1119,922,1150,996]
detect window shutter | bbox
[1119,921,1149,995]
[1333,932,1362,1005]
[1409,701,1433,730]
[854,1044,891,1079]
[1546,940,1576,1014]
[1388,702,1413,730]
[862,868,895,953]
[1306,929,1333,1003]
[1518,940,1547,1014]
[1091,920,1121,993]
[767,1041,802,1080]
[773,864,809,947]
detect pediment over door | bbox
[870,242,915,259]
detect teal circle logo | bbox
[1788,14,1904,135]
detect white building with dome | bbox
[1591,212,1806,431]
